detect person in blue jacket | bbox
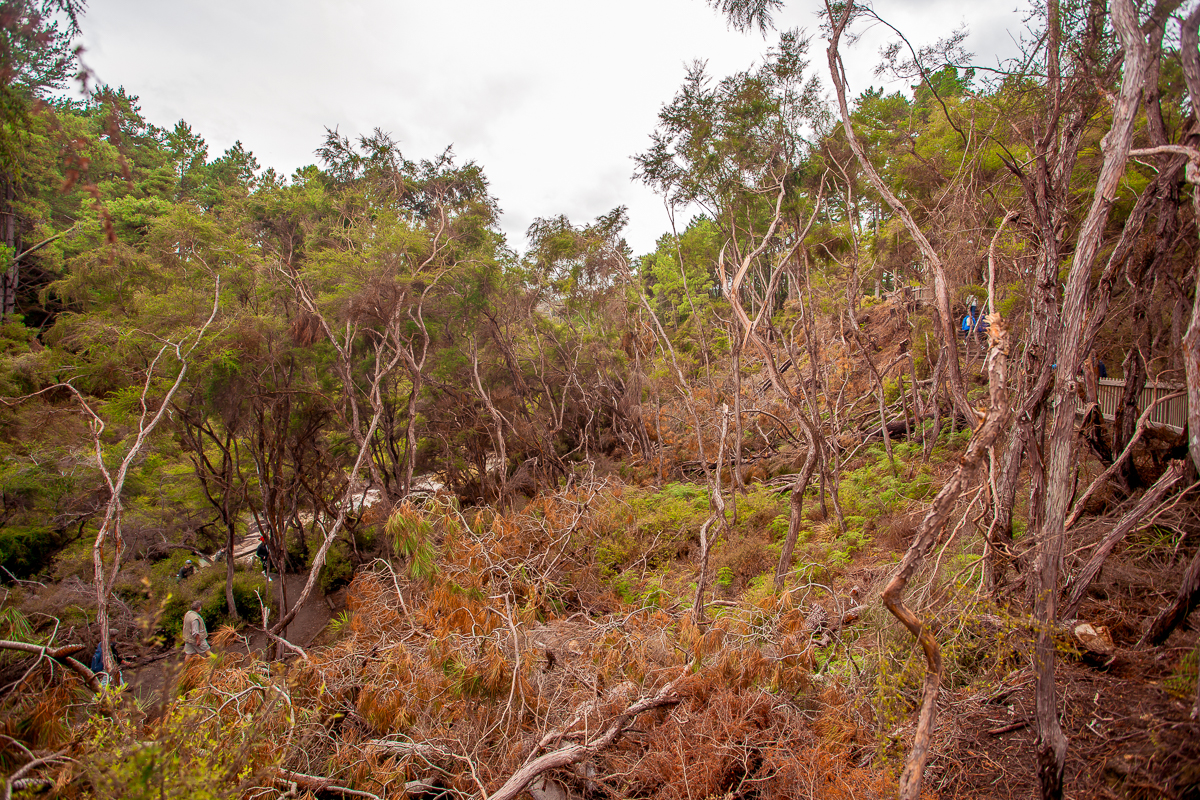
[90,629,127,687]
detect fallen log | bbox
[0,639,101,692]
[273,768,381,800]
[859,414,930,442]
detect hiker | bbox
[177,559,195,581]
[182,600,211,657]
[90,629,127,687]
[256,538,272,582]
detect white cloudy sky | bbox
[75,0,1031,256]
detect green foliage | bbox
[742,571,778,606]
[640,216,722,336]
[386,507,439,582]
[0,524,60,578]
[936,427,973,453]
[328,610,352,636]
[839,443,934,521]
[84,698,277,799]
[315,539,354,595]
[596,482,711,585]
[1165,646,1200,700]
[158,562,267,642]
[628,482,709,535]
[0,607,37,664]
[767,514,790,542]
[637,573,670,608]
[1126,524,1186,563]
[596,533,638,579]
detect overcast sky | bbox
[75,0,1031,257]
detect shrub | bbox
[83,698,279,799]
[315,539,354,594]
[0,525,61,579]
[386,504,439,582]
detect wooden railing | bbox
[887,285,1189,433]
[889,285,935,305]
[1091,378,1188,434]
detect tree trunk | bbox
[881,314,1012,800]
[774,439,816,592]
[1179,4,1200,479]
[1030,4,1150,794]
[824,4,973,425]
[1,177,18,322]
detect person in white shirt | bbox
[182,601,210,656]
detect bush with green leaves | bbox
[594,482,709,579]
[0,524,63,579]
[160,564,270,643]
[83,694,280,799]
[385,504,440,582]
[315,538,354,594]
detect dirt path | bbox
[245,572,338,653]
[120,572,340,711]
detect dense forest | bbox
[2,0,1200,798]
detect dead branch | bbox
[1061,460,1189,618]
[880,313,1011,800]
[1143,493,1200,646]
[486,675,684,800]
[273,768,381,800]
[257,596,308,661]
[824,0,972,424]
[988,721,1029,736]
[363,740,448,762]
[1066,391,1185,530]
[1128,144,1200,160]
[0,639,101,692]
[693,404,730,625]
[2,748,68,800]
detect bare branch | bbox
[0,640,101,692]
[881,313,1011,800]
[1062,461,1189,618]
[486,675,685,800]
